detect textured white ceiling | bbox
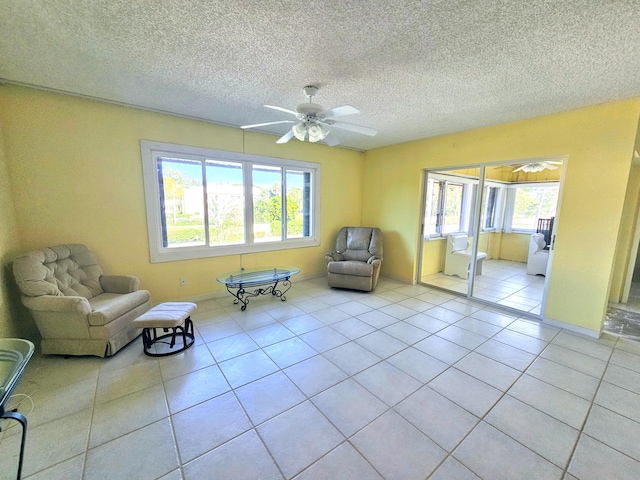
[1,0,639,150]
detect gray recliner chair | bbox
[325,226,383,292]
[12,244,151,357]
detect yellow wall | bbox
[363,99,640,333]
[0,86,364,337]
[0,120,37,339]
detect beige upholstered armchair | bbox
[325,227,383,292]
[12,244,151,357]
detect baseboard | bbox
[542,316,601,338]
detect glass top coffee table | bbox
[1,338,35,480]
[217,267,300,310]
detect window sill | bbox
[149,237,320,263]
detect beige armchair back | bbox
[325,227,383,291]
[13,244,151,357]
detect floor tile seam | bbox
[558,341,618,478]
[291,439,385,480]
[533,352,609,381]
[217,382,288,479]
[577,430,640,466]
[446,330,595,476]
[159,360,188,480]
[425,356,548,479]
[81,363,105,479]
[252,408,346,480]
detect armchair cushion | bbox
[327,260,373,277]
[88,291,151,326]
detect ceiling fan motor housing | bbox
[296,102,324,116]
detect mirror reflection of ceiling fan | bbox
[512,161,562,173]
[240,85,378,146]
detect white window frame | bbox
[425,173,476,238]
[141,140,321,263]
[503,182,559,233]
[480,182,506,232]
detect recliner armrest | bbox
[22,295,91,314]
[325,252,344,263]
[367,256,382,266]
[100,275,140,294]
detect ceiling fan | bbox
[240,85,377,146]
[513,161,562,173]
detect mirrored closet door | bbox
[418,158,565,317]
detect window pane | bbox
[442,183,463,233]
[483,186,498,229]
[206,160,245,246]
[286,170,311,238]
[253,165,283,243]
[426,180,440,235]
[158,158,206,247]
[512,186,558,230]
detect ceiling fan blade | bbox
[276,129,294,144]
[324,132,340,146]
[322,105,360,119]
[512,165,526,172]
[544,164,559,170]
[330,121,378,136]
[264,105,298,116]
[241,120,294,129]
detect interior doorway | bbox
[418,158,565,317]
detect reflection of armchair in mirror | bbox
[527,233,549,275]
[444,234,487,279]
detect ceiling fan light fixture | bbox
[522,163,546,173]
[292,122,307,141]
[307,122,329,143]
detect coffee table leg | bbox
[226,284,249,310]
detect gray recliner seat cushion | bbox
[327,260,373,277]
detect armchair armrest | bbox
[367,256,383,266]
[100,275,140,294]
[22,295,91,315]
[325,252,344,263]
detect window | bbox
[504,183,558,232]
[481,185,505,231]
[425,176,474,237]
[141,141,320,262]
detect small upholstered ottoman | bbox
[132,302,196,357]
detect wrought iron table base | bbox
[226,278,293,311]
[0,409,27,479]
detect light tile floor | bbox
[422,259,546,315]
[2,277,640,479]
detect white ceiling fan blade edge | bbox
[322,105,360,119]
[241,120,294,129]
[330,121,378,136]
[276,129,295,144]
[264,105,298,116]
[324,132,340,146]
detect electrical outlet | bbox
[180,278,187,286]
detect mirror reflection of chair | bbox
[325,226,383,292]
[444,234,487,279]
[527,233,549,276]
